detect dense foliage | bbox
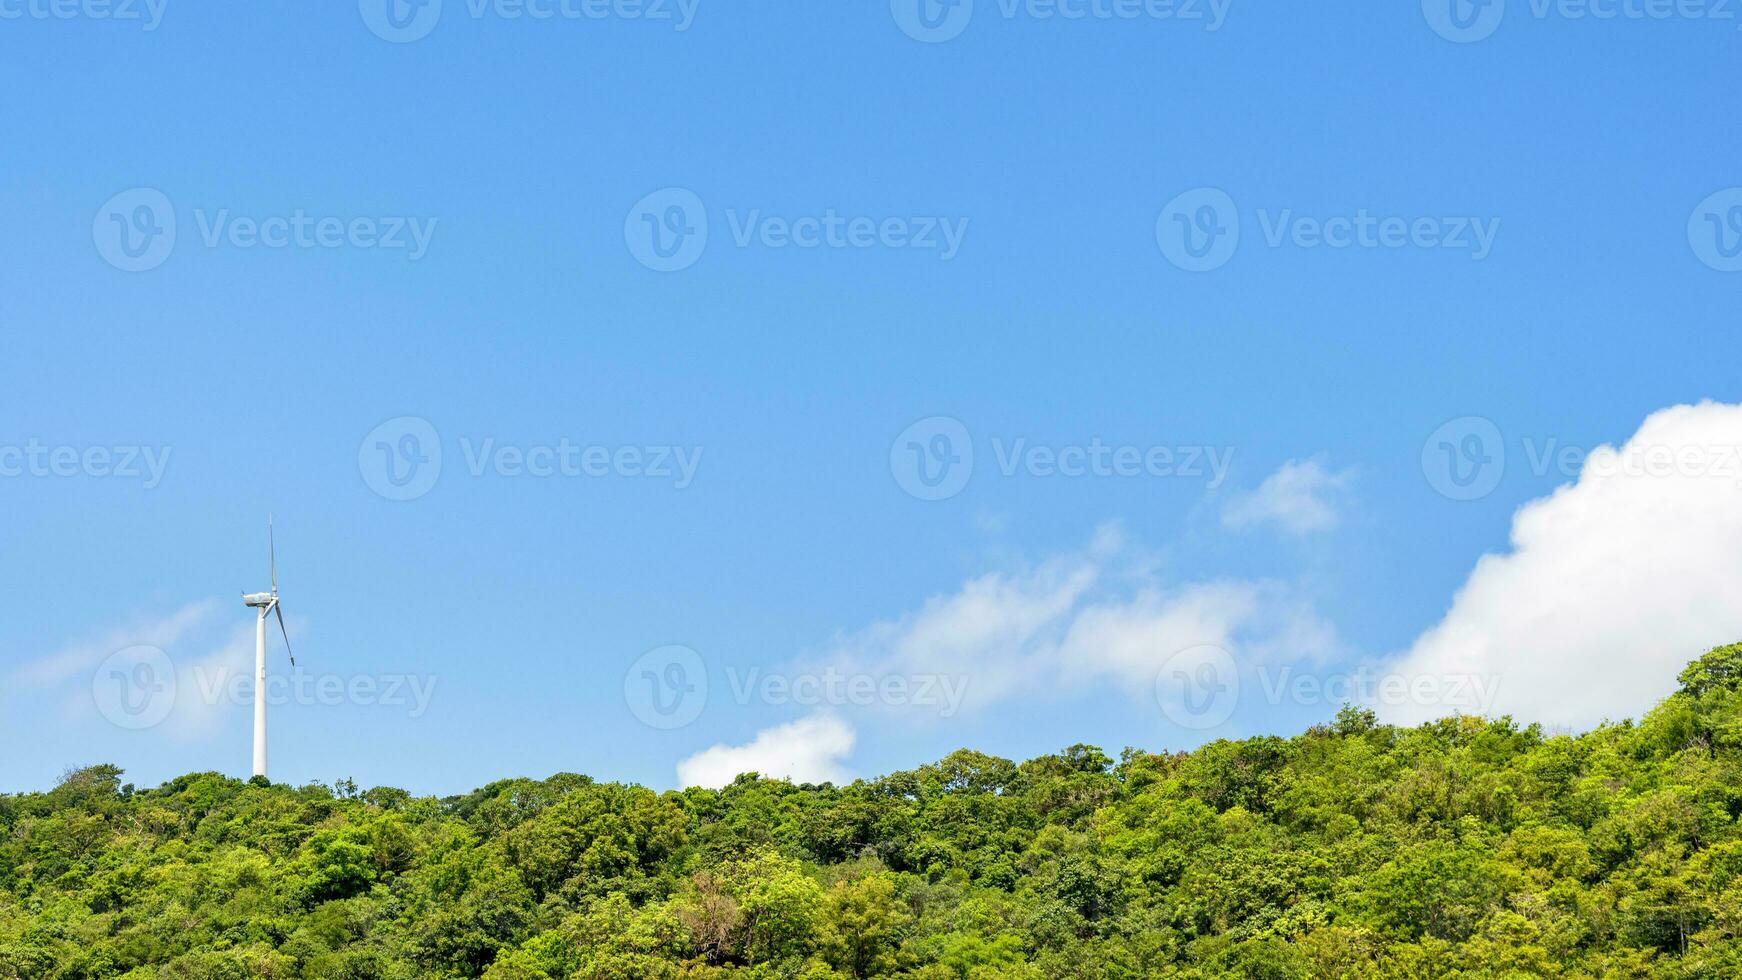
[6,646,1742,978]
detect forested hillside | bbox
[5,646,1742,979]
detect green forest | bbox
[5,646,1742,979]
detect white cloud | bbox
[809,526,1335,716]
[1222,457,1353,535]
[827,550,1100,708]
[1385,401,1742,728]
[677,713,855,789]
[1057,582,1262,693]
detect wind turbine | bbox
[242,519,295,780]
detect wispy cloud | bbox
[15,600,270,742]
[673,523,1338,785]
[803,524,1336,716]
[1222,457,1354,535]
[16,600,222,687]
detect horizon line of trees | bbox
[4,644,1742,978]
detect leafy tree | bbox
[6,649,1742,977]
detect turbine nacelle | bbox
[244,519,295,666]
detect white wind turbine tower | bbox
[242,519,295,780]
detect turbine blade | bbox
[269,516,277,594]
[274,603,295,666]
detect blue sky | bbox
[3,1,1742,794]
